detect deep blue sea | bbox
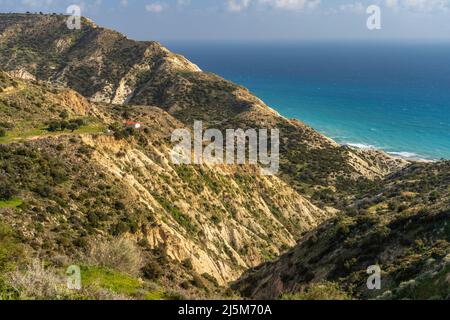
[165,41,450,160]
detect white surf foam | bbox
[345,143,377,150]
[387,151,434,162]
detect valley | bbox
[0,13,448,300]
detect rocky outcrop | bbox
[6,68,35,81]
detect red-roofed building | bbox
[124,121,143,129]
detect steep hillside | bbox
[2,14,438,301]
[0,13,407,210]
[0,13,200,104]
[0,72,329,299]
[233,161,450,300]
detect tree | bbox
[72,118,85,126]
[67,123,78,132]
[67,118,85,132]
[60,121,69,131]
[48,121,61,132]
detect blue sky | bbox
[1,0,450,41]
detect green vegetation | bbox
[0,121,105,144]
[153,194,198,235]
[48,118,85,132]
[0,197,23,208]
[0,223,24,273]
[0,236,179,300]
[0,222,25,299]
[280,282,351,301]
[0,13,448,301]
[80,266,142,296]
[235,161,450,300]
[145,290,167,300]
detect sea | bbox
[165,41,450,161]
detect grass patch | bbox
[145,290,166,300]
[79,266,170,300]
[80,266,142,296]
[0,122,106,144]
[0,198,23,208]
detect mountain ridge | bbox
[0,13,408,201]
[1,13,446,300]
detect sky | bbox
[1,0,450,42]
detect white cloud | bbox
[258,0,320,10]
[384,0,450,12]
[227,0,251,12]
[339,2,365,13]
[227,0,320,12]
[145,2,166,13]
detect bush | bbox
[182,259,194,270]
[7,260,70,300]
[77,145,93,156]
[48,120,61,132]
[111,221,129,236]
[47,118,85,132]
[0,179,17,201]
[0,128,6,137]
[280,282,351,300]
[190,274,207,289]
[85,238,144,276]
[0,223,25,274]
[7,260,130,300]
[142,261,164,280]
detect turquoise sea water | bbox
[166,41,450,160]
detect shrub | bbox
[59,111,69,119]
[50,167,68,184]
[164,290,186,300]
[182,259,194,270]
[33,184,53,198]
[191,274,206,289]
[7,260,130,300]
[60,121,69,131]
[48,120,61,132]
[0,128,6,137]
[7,260,70,300]
[142,261,164,280]
[280,282,351,300]
[180,281,190,289]
[114,201,126,210]
[87,212,100,228]
[202,273,219,287]
[77,145,93,156]
[111,221,129,236]
[0,179,17,201]
[0,223,25,274]
[85,238,144,276]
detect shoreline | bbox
[343,142,437,163]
